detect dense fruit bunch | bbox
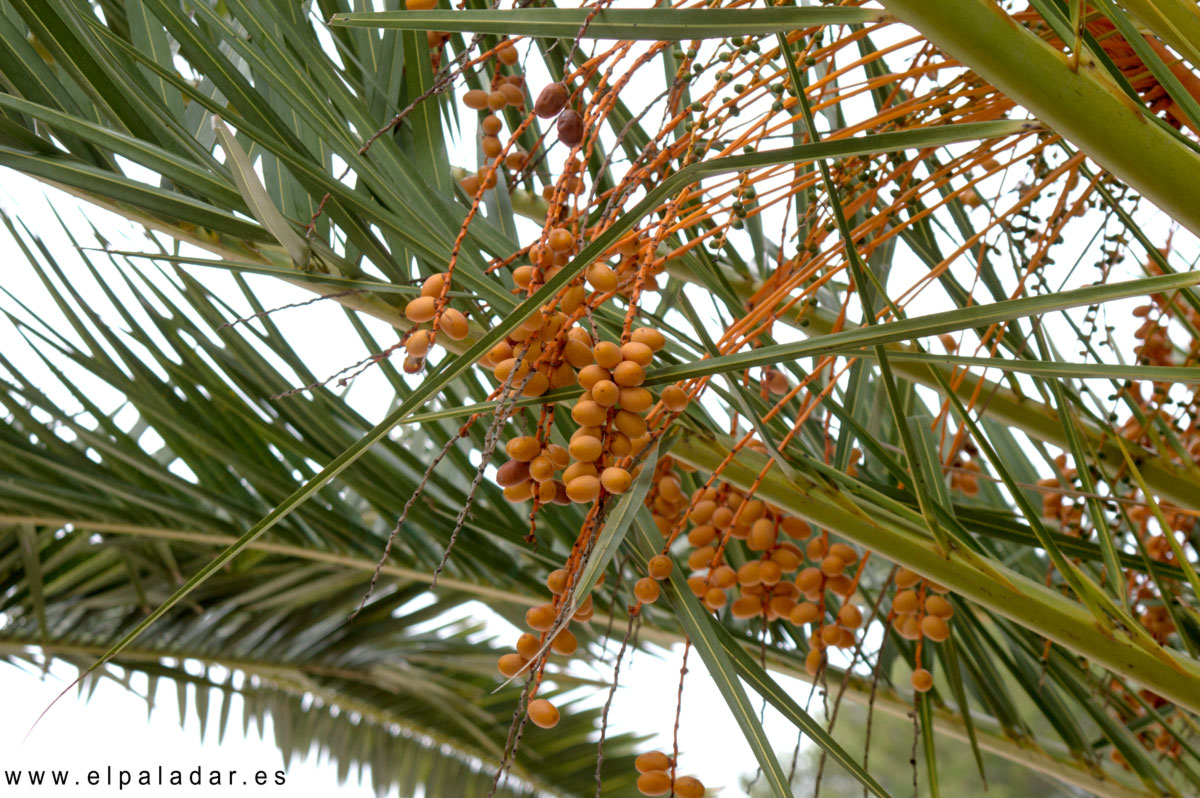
[370,5,1200,793]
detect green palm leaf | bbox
[3,2,1200,797]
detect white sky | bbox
[2,658,367,797]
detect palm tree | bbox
[1,1,1198,796]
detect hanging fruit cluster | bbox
[459,37,529,195]
[888,567,953,693]
[494,565,595,729]
[338,7,1200,796]
[634,752,705,798]
[637,455,869,679]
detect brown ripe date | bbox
[557,110,584,147]
[534,83,568,118]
